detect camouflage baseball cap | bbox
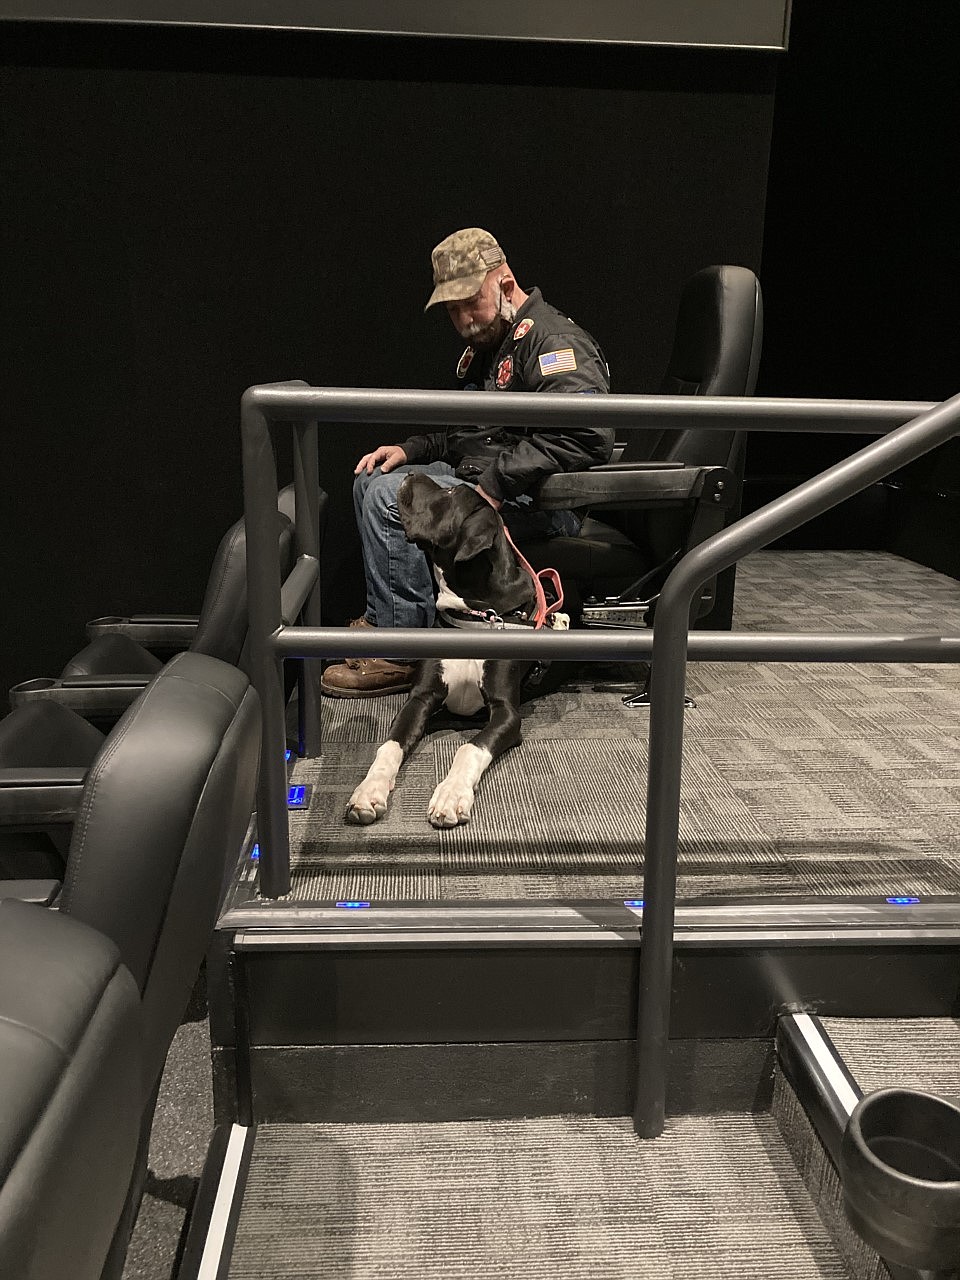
[425,228,505,310]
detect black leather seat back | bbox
[192,489,296,666]
[658,264,763,400]
[625,265,762,570]
[0,899,142,1280]
[620,265,762,465]
[0,700,105,769]
[58,651,260,1097]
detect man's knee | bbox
[359,467,408,520]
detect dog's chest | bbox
[440,659,486,716]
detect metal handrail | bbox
[240,382,959,1131]
[634,387,960,1137]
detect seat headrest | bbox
[659,264,763,398]
[192,506,295,664]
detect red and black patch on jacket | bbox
[456,347,475,380]
[495,355,513,388]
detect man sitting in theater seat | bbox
[321,226,613,698]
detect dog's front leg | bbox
[428,663,525,829]
[345,671,445,825]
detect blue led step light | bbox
[886,896,920,906]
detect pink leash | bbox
[501,522,565,630]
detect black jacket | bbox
[401,287,613,502]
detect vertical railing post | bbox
[292,419,323,757]
[240,388,291,898]
[633,582,695,1137]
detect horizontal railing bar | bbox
[279,555,320,625]
[241,384,938,435]
[272,625,960,664]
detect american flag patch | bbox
[538,348,577,376]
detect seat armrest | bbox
[587,461,686,472]
[535,464,736,512]
[85,615,199,652]
[0,879,61,905]
[0,767,87,825]
[9,676,151,720]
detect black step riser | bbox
[213,1037,775,1124]
[221,943,959,1047]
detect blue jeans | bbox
[353,461,581,628]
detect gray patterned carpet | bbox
[821,1016,960,1097]
[229,1113,857,1279]
[288,550,960,902]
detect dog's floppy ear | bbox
[399,506,436,551]
[454,504,501,562]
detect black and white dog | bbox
[345,472,567,828]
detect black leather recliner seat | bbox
[0,900,142,1280]
[8,486,304,723]
[527,265,763,631]
[0,651,261,1280]
[0,486,306,875]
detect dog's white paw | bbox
[427,778,476,828]
[345,779,390,824]
[426,743,492,828]
[344,742,403,825]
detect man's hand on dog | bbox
[354,446,503,509]
[355,444,408,475]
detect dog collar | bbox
[437,606,530,632]
[437,606,570,632]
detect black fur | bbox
[344,474,543,827]
[394,474,536,762]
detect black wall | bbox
[754,0,960,564]
[0,24,775,699]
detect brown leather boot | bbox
[320,656,417,698]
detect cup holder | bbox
[840,1088,960,1271]
[10,678,58,702]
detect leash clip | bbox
[481,608,505,630]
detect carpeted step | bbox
[228,1113,858,1278]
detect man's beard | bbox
[462,313,511,350]
[460,288,517,350]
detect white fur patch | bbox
[434,566,469,614]
[441,659,486,716]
